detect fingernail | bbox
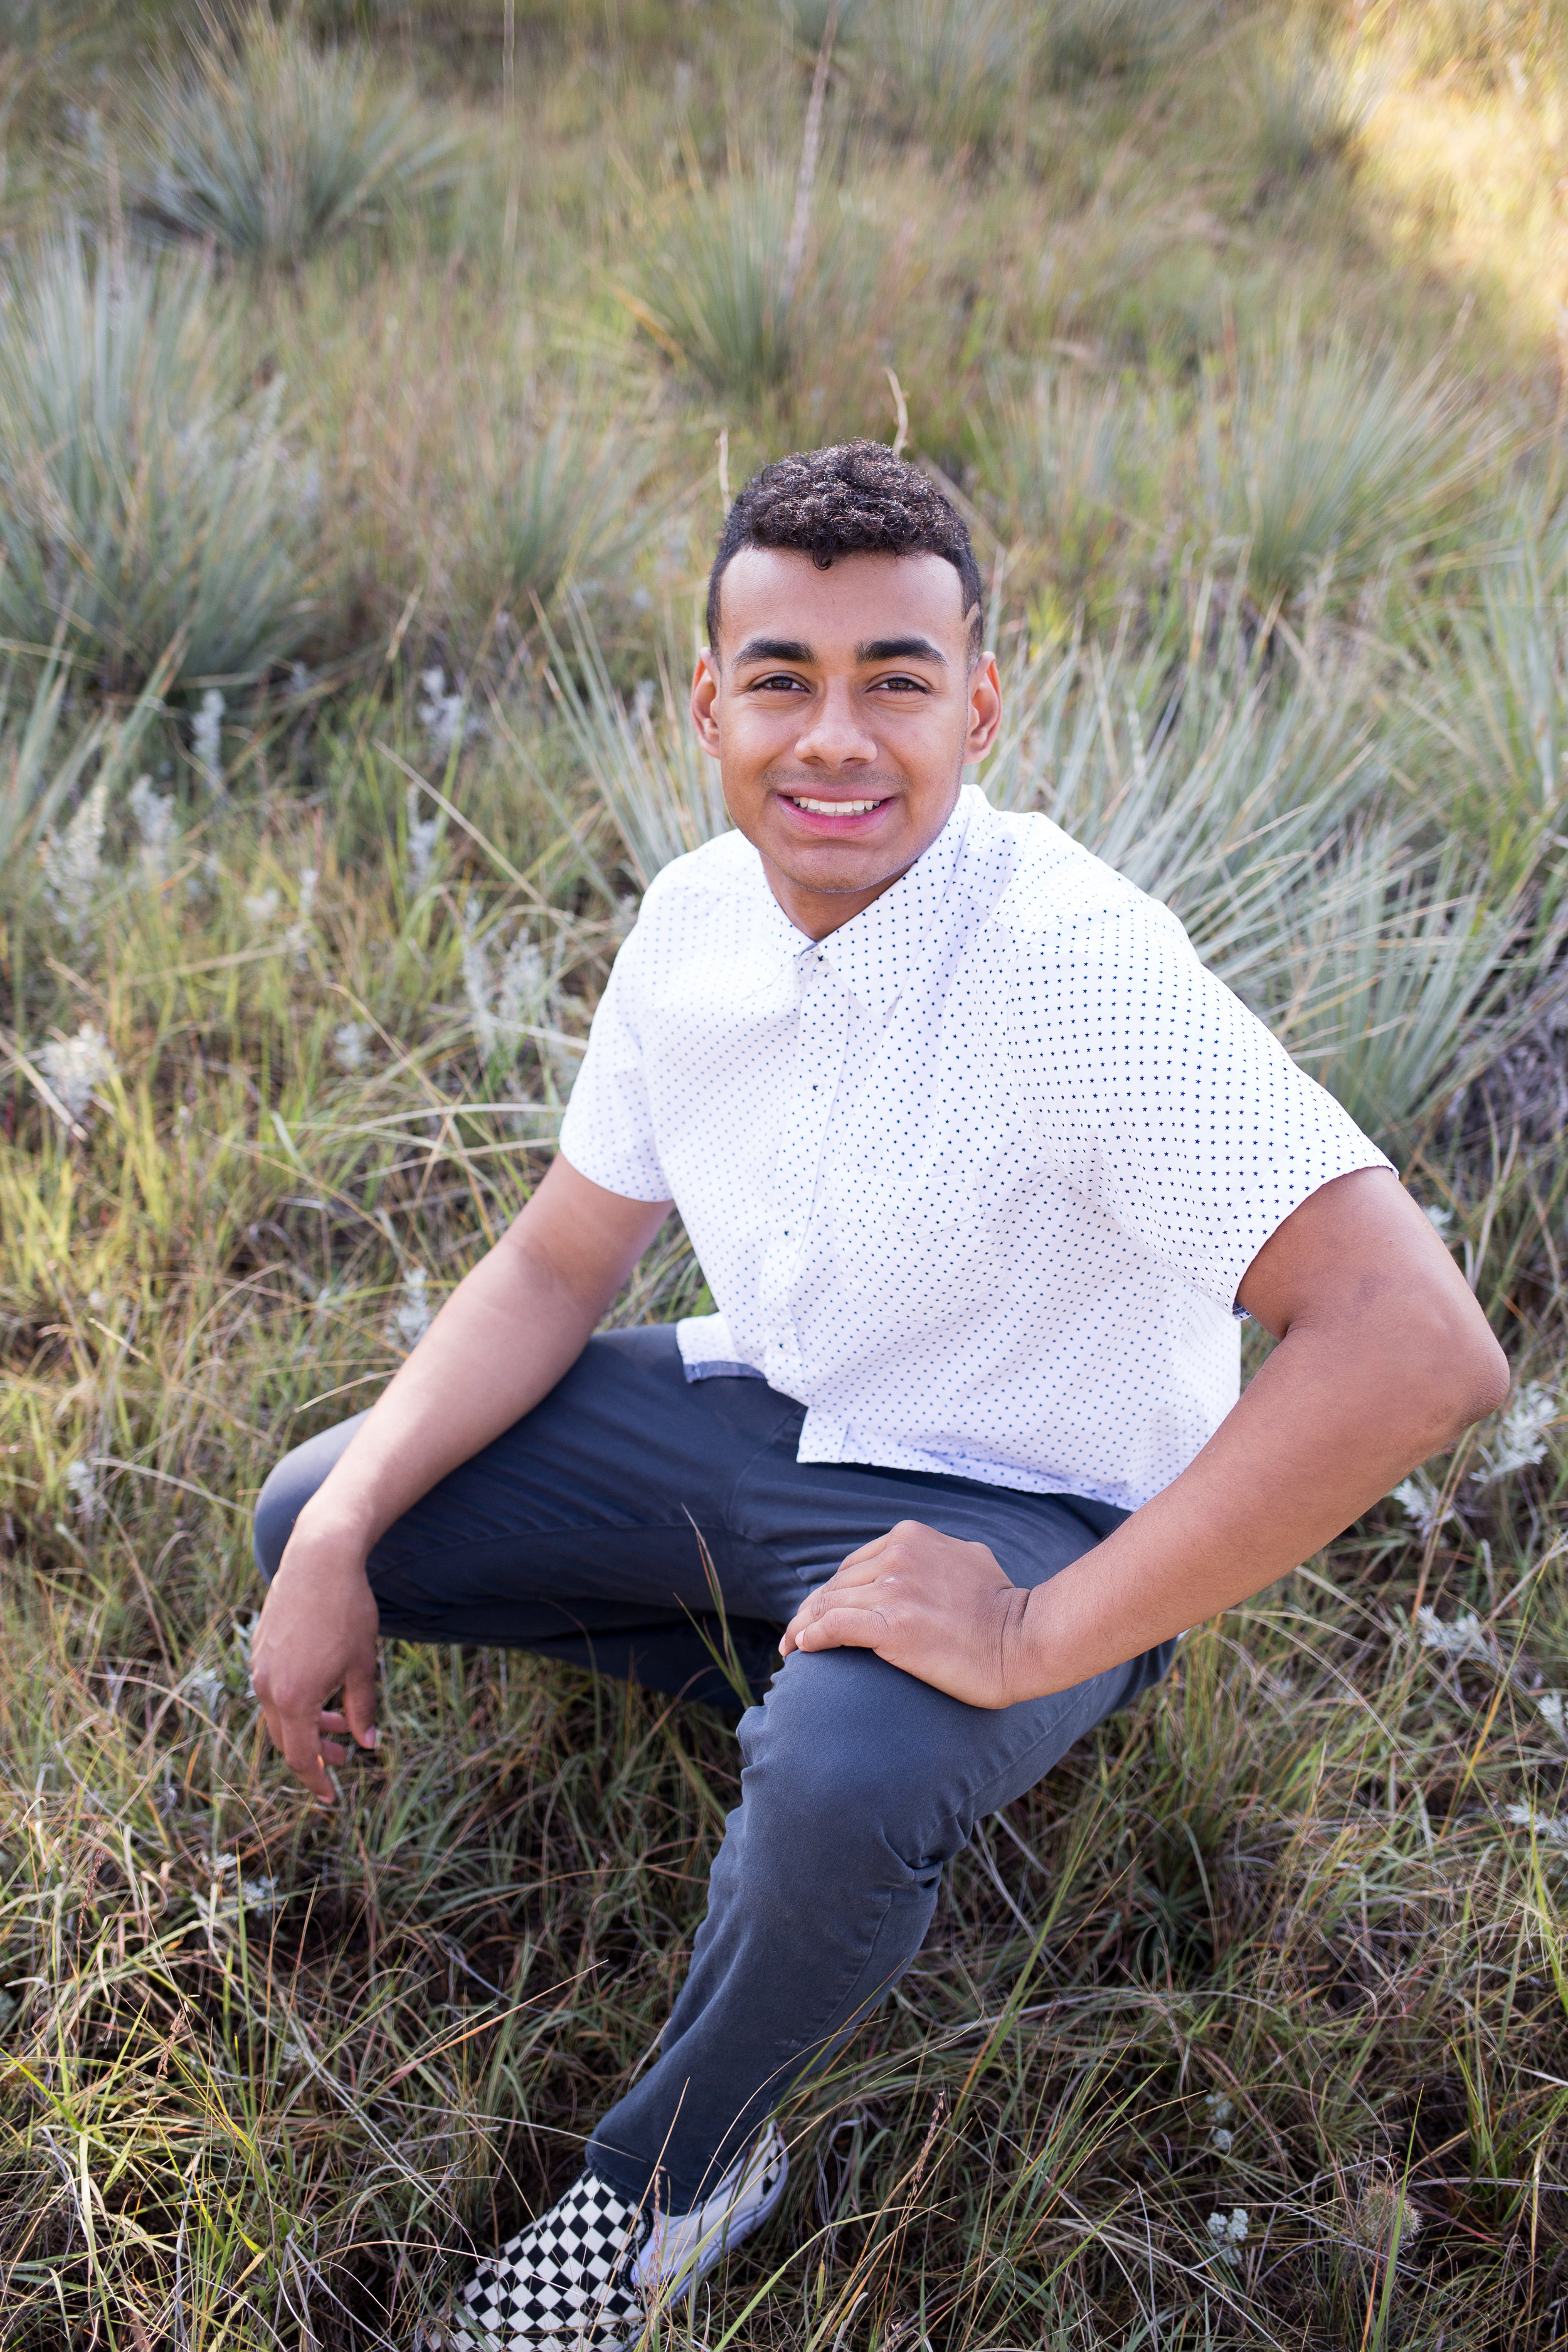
[362,1726,379,1749]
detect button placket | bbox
[760,951,850,1389]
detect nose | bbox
[793,680,877,769]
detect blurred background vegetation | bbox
[5,1,1568,2346]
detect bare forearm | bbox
[291,1155,672,1553]
[294,1241,600,1548]
[1015,1308,1507,1697]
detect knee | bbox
[738,1651,956,1873]
[252,1453,306,1584]
[251,1414,364,1583]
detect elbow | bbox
[1430,1316,1511,1444]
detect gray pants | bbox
[253,1326,1175,2211]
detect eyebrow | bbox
[855,636,948,666]
[732,633,949,667]
[734,636,815,665]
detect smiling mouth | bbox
[784,795,888,816]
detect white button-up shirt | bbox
[559,786,1389,1513]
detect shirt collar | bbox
[746,787,981,1019]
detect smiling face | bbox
[690,548,1002,941]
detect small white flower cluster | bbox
[1505,1803,1568,1846]
[1391,1384,1559,1535]
[203,1852,282,1921]
[1473,1382,1557,1484]
[40,779,109,940]
[181,1665,227,1717]
[286,866,318,968]
[38,1024,117,1125]
[1416,1605,1500,1667]
[191,689,226,795]
[332,1021,371,1074]
[386,1266,433,1351]
[1206,2208,1249,2265]
[1205,2092,1235,2154]
[461,899,548,1063]
[242,864,317,965]
[63,1458,101,1523]
[406,783,440,889]
[1391,1471,1455,1538]
[129,773,177,886]
[1538,1691,1567,1742]
[418,666,478,755]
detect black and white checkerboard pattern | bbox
[433,2171,650,2349]
[415,2124,790,2349]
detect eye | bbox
[747,672,809,692]
[870,674,930,694]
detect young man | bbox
[252,442,1507,2351]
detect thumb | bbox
[341,1658,380,1750]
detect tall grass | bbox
[623,174,801,404]
[1203,324,1495,608]
[0,240,309,689]
[867,0,1021,156]
[129,12,466,267]
[5,3,1568,2344]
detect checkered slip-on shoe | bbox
[413,2121,789,2350]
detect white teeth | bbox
[789,797,881,815]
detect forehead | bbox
[718,548,969,655]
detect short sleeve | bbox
[1007,897,1393,1311]
[558,927,672,1202]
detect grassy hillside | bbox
[3,2,1568,2345]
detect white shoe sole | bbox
[413,2124,790,2351]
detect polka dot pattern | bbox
[559,787,1391,1513]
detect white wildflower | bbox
[182,1666,226,1716]
[38,1024,117,1123]
[63,1458,100,1523]
[191,689,226,795]
[40,778,109,938]
[289,661,313,699]
[128,773,177,886]
[1505,1802,1568,1845]
[1473,1382,1557,1485]
[460,899,546,1062]
[406,783,440,889]
[332,1021,371,1074]
[285,865,318,967]
[1422,1202,1454,1236]
[1205,2091,1235,2153]
[240,1875,282,1912]
[1391,1471,1457,1538]
[386,1266,433,1350]
[417,666,477,755]
[1206,2208,1249,2265]
[243,886,280,926]
[1393,1469,1453,1534]
[1537,1692,1567,1742]
[1416,1605,1499,1667]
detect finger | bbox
[835,1530,896,1573]
[792,1603,891,1653]
[280,1715,337,1803]
[341,1658,381,1751]
[785,1582,900,1646]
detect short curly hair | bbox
[706,440,984,657]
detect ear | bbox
[691,648,723,759]
[962,652,1003,765]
